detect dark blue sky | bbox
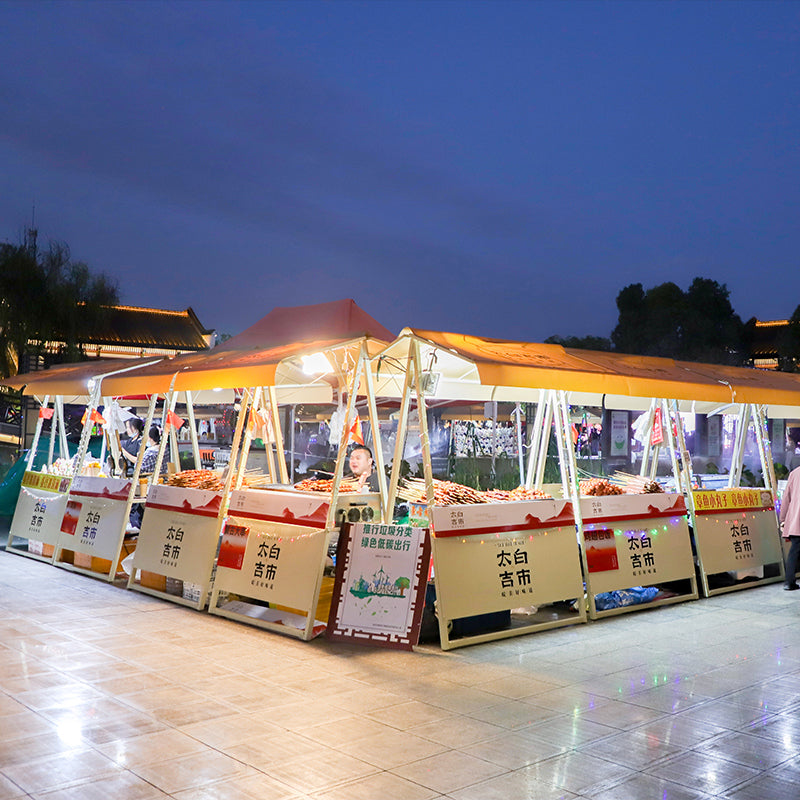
[2,0,798,342]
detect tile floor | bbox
[1,541,800,799]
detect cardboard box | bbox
[140,571,167,592]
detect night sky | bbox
[2,0,798,343]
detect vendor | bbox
[140,425,167,475]
[119,417,144,475]
[348,444,379,492]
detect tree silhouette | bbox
[0,238,119,376]
[610,278,744,363]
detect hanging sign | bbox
[131,484,222,582]
[9,471,72,549]
[610,411,629,456]
[430,499,581,619]
[58,476,131,561]
[691,489,781,575]
[326,523,431,649]
[651,407,664,445]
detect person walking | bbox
[781,462,800,590]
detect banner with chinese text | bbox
[57,476,131,561]
[692,489,781,575]
[430,499,581,619]
[131,484,223,583]
[579,494,694,594]
[213,488,329,611]
[9,471,73,549]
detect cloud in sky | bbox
[1,0,799,341]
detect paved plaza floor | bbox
[1,523,800,799]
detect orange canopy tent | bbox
[100,299,394,397]
[373,328,800,413]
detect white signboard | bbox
[692,489,782,575]
[579,493,694,594]
[610,411,629,457]
[215,516,328,610]
[9,471,72,549]
[132,484,222,583]
[58,476,131,561]
[430,500,581,619]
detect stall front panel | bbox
[579,493,697,618]
[7,471,72,560]
[55,476,132,578]
[430,499,585,649]
[692,488,783,596]
[209,488,335,639]
[128,483,223,607]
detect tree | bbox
[774,304,800,372]
[394,576,410,596]
[0,237,119,376]
[680,278,744,364]
[610,278,744,363]
[610,283,648,354]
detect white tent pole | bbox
[185,391,202,470]
[671,398,695,493]
[267,386,288,484]
[412,340,435,509]
[386,351,416,516]
[361,341,388,521]
[662,399,683,494]
[525,394,545,489]
[534,394,555,490]
[236,388,262,489]
[326,352,365,530]
[26,394,49,469]
[639,399,657,477]
[57,396,70,462]
[728,404,751,489]
[74,381,102,475]
[753,404,776,497]
[514,403,524,486]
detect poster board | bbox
[326,522,431,650]
[54,476,132,580]
[430,499,585,650]
[127,483,223,608]
[209,488,333,640]
[692,488,783,596]
[579,493,698,618]
[7,471,72,562]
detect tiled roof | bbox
[745,318,793,357]
[76,305,212,351]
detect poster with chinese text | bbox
[131,484,222,582]
[692,489,781,574]
[327,522,431,649]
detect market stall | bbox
[3,358,164,571]
[370,329,800,645]
[100,299,394,634]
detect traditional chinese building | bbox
[21,304,213,372]
[743,317,800,371]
